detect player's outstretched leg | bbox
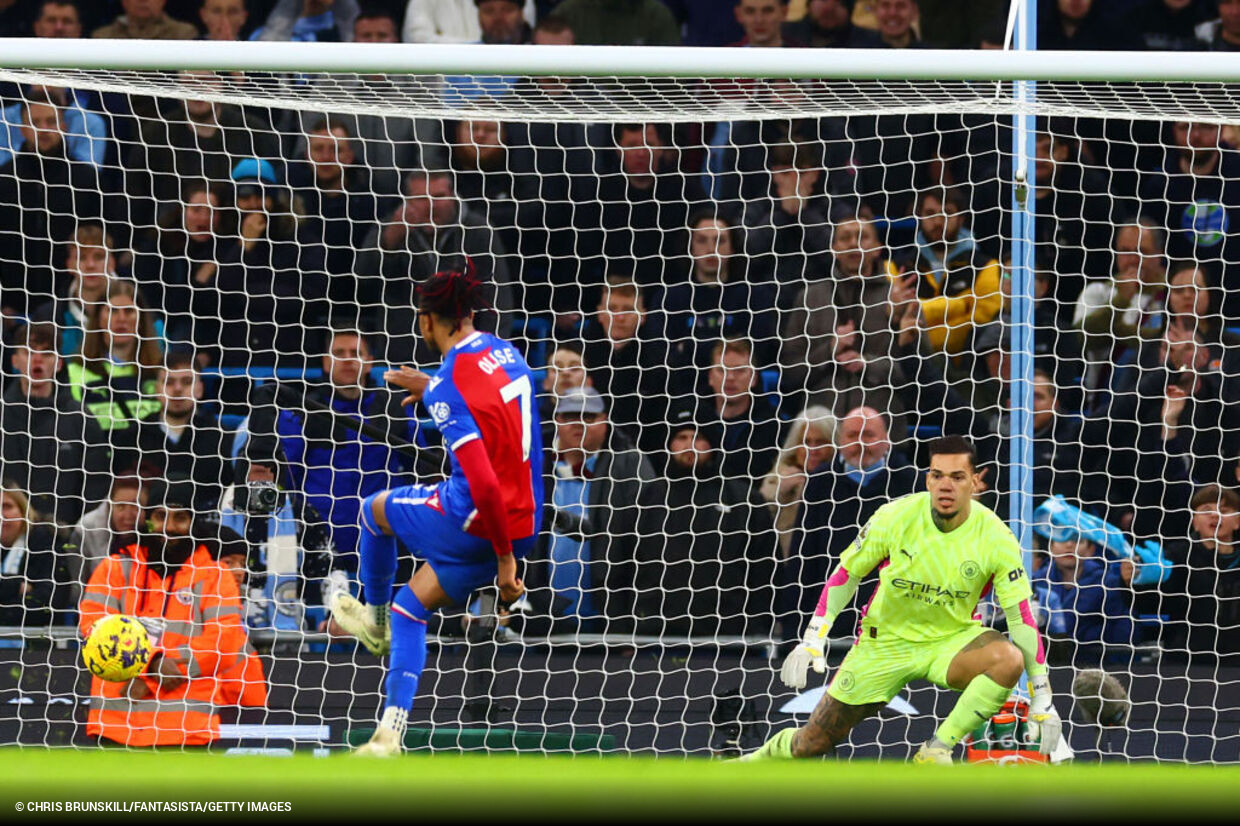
[740,697,882,761]
[917,630,1023,765]
[332,493,397,656]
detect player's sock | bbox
[745,727,797,760]
[384,584,432,715]
[358,495,398,622]
[933,674,1013,748]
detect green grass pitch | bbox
[2,749,1237,820]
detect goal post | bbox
[1,38,1240,762]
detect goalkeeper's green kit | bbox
[819,492,1039,705]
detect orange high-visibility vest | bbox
[78,544,261,746]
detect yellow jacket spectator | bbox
[907,186,1003,355]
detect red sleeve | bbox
[455,437,513,557]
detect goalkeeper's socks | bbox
[934,674,1013,748]
[358,498,398,610]
[743,727,797,760]
[385,584,432,712]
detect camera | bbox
[235,479,281,516]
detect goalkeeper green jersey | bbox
[839,491,1032,643]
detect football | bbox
[82,614,152,682]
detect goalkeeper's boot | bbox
[354,708,405,758]
[330,592,391,656]
[912,740,954,766]
[736,727,797,762]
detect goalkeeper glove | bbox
[780,616,827,690]
[1025,674,1062,755]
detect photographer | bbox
[241,328,420,575]
[217,442,338,631]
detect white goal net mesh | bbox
[0,61,1238,762]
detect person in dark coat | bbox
[1161,485,1240,664]
[0,322,86,526]
[786,405,919,634]
[633,408,777,637]
[0,484,68,627]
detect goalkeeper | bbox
[744,435,1060,764]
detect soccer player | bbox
[744,435,1062,763]
[331,266,543,756]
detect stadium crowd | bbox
[0,0,1238,684]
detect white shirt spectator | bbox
[403,0,535,43]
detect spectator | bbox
[1032,529,1135,664]
[402,0,535,42]
[1162,485,1240,663]
[874,0,919,47]
[64,473,145,602]
[525,386,664,633]
[1195,0,1240,50]
[0,323,86,525]
[199,0,249,39]
[787,405,917,628]
[1030,130,1116,302]
[1163,264,1238,347]
[1139,120,1240,319]
[575,122,706,288]
[538,342,591,434]
[780,214,908,431]
[1072,219,1168,396]
[131,181,239,350]
[447,119,519,267]
[633,408,777,637]
[742,142,835,292]
[552,0,679,45]
[663,0,744,46]
[200,158,327,367]
[784,0,881,46]
[242,328,417,573]
[217,441,338,630]
[659,211,777,370]
[442,0,532,100]
[123,71,279,236]
[0,483,68,628]
[733,0,795,47]
[357,170,514,363]
[135,351,233,511]
[1132,0,1212,51]
[903,185,1003,356]
[92,0,199,38]
[506,16,594,316]
[990,368,1085,505]
[29,222,116,357]
[0,85,107,170]
[1084,321,1239,541]
[0,90,104,312]
[252,0,359,41]
[760,404,835,558]
[699,337,782,489]
[69,278,164,505]
[281,8,443,198]
[579,276,674,451]
[291,117,378,296]
[78,479,258,747]
[31,0,83,38]
[1038,0,1139,50]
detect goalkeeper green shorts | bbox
[827,623,989,706]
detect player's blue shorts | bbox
[382,483,536,605]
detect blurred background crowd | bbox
[0,0,1237,670]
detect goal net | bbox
[1,42,1238,763]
